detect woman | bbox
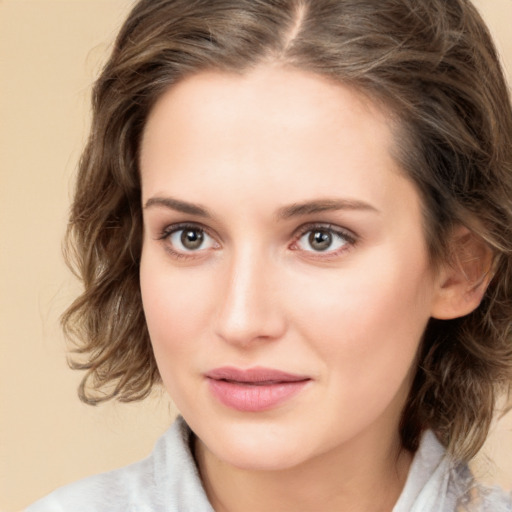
[27,0,512,510]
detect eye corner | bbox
[290,223,358,258]
[155,221,221,260]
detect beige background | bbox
[1,1,511,510]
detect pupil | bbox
[309,230,332,251]
[181,229,204,250]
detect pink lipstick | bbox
[205,367,310,412]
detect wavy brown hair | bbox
[63,0,512,461]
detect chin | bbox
[213,439,311,472]
[193,414,321,472]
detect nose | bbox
[213,248,287,347]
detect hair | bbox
[63,0,512,461]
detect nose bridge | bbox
[214,243,285,345]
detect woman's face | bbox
[139,65,440,471]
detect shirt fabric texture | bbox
[26,416,512,512]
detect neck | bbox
[195,427,413,512]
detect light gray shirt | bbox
[27,417,511,511]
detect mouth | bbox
[205,366,311,412]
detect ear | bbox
[431,227,494,320]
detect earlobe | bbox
[431,227,494,320]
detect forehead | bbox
[139,65,418,221]
[142,65,393,147]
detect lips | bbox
[205,366,311,412]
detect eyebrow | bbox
[276,199,379,219]
[143,196,379,219]
[144,197,212,218]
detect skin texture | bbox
[139,65,471,512]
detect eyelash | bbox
[156,222,358,260]
[291,223,357,258]
[157,222,218,260]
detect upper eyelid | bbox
[293,222,357,241]
[157,223,219,258]
[157,221,218,241]
[154,220,358,247]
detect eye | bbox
[293,225,355,254]
[162,224,218,254]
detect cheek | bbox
[139,258,221,413]
[139,256,216,364]
[289,253,432,434]
[286,246,433,382]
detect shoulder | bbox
[395,430,512,512]
[25,417,214,512]
[451,475,512,512]
[478,487,512,511]
[445,447,512,511]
